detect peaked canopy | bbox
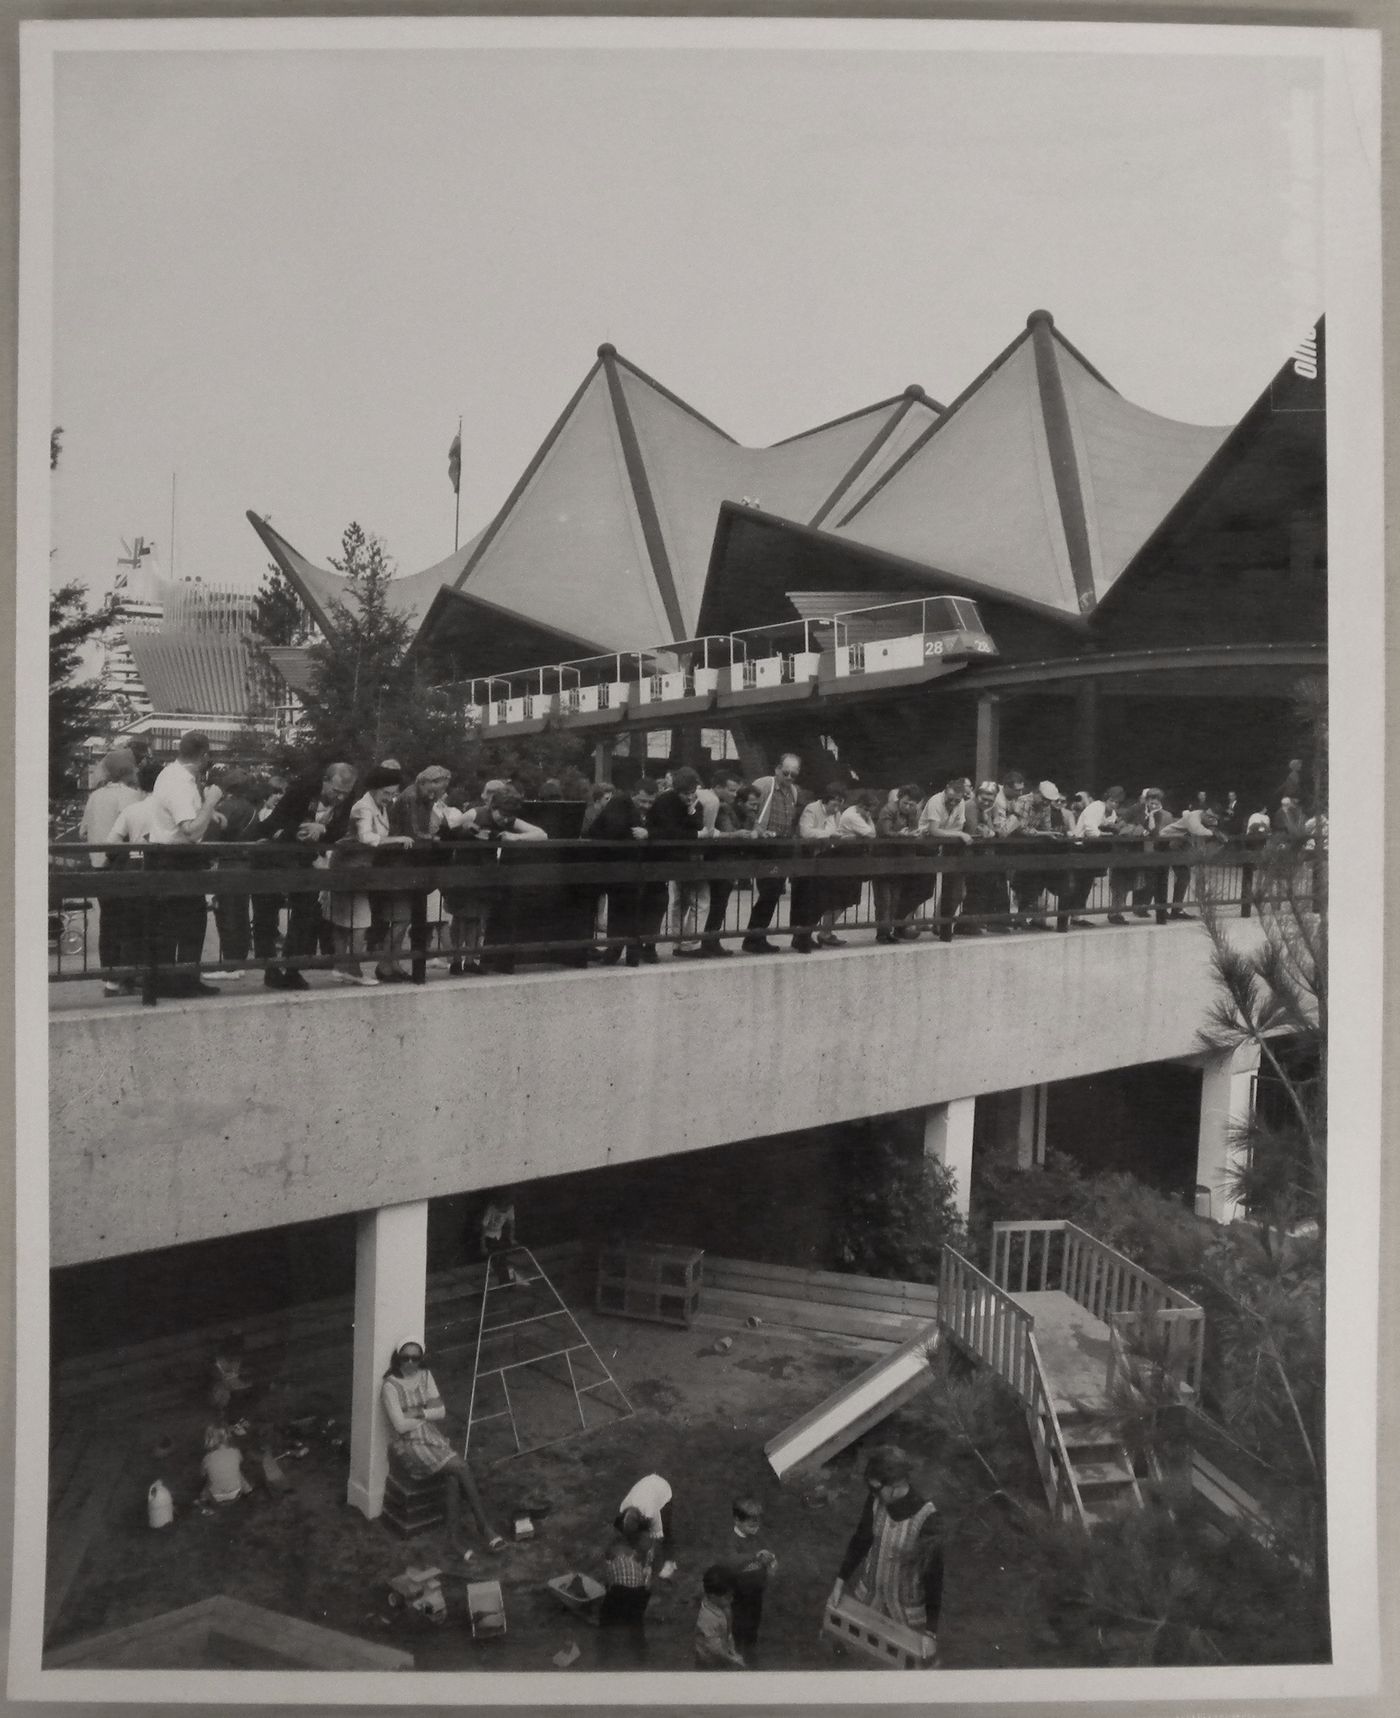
[248,314,1276,681]
[832,313,1230,618]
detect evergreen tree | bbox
[251,562,310,648]
[49,582,109,797]
[294,523,475,773]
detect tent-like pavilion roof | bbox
[247,313,1279,681]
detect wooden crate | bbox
[380,1463,448,1538]
[821,1592,936,1669]
[595,1243,703,1328]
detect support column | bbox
[348,1199,429,1520]
[1073,680,1099,792]
[1196,1044,1260,1224]
[922,1098,976,1218]
[974,694,1001,787]
[592,741,611,785]
[1015,1084,1048,1170]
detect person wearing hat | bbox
[1008,781,1073,929]
[380,1339,506,1560]
[79,748,141,993]
[328,767,417,983]
[254,761,358,989]
[830,1445,942,1662]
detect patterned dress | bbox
[849,1494,939,1631]
[381,1369,456,1477]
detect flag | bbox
[448,433,461,495]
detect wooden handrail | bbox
[1026,1330,1087,1528]
[938,1247,1036,1404]
[992,1219,1205,1402]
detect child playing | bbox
[209,1335,255,1422]
[723,1496,779,1664]
[199,1423,253,1506]
[478,1189,520,1284]
[694,1566,746,1668]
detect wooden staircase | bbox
[938,1220,1204,1530]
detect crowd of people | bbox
[69,730,1316,995]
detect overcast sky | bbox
[48,39,1321,602]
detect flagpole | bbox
[453,415,462,552]
[170,472,177,578]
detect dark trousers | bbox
[215,894,251,962]
[598,1587,649,1667]
[732,1591,764,1659]
[965,868,1009,924]
[605,882,639,949]
[745,876,786,936]
[156,897,209,992]
[635,882,668,947]
[937,871,966,931]
[283,893,325,966]
[97,898,128,972]
[788,875,821,937]
[252,891,285,960]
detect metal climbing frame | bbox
[462,1245,634,1462]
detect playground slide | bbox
[764,1322,941,1480]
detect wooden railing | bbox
[938,1246,1087,1527]
[990,1219,1205,1398]
[938,1246,1035,1403]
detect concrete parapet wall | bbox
[50,923,1252,1265]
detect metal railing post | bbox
[410,888,428,985]
[142,895,160,1007]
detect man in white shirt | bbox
[916,776,974,936]
[146,731,225,996]
[617,1472,677,1581]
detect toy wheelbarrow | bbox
[546,1571,604,1624]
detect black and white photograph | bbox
[13,13,1384,1706]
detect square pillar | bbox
[592,741,612,785]
[922,1098,976,1218]
[974,694,1001,787]
[347,1199,429,1520]
[1196,1044,1260,1224]
[1015,1084,1047,1170]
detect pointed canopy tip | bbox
[597,342,618,359]
[1027,309,1055,329]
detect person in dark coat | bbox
[644,766,704,956]
[591,782,655,967]
[253,762,357,989]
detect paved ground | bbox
[47,1313,1062,1675]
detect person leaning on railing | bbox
[742,753,803,956]
[916,777,975,936]
[874,784,923,943]
[447,789,548,975]
[646,766,705,958]
[693,772,754,957]
[963,781,1010,931]
[145,730,228,998]
[789,782,848,953]
[254,762,358,990]
[96,758,162,996]
[591,779,655,968]
[78,747,140,994]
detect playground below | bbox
[45,1304,1061,1673]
